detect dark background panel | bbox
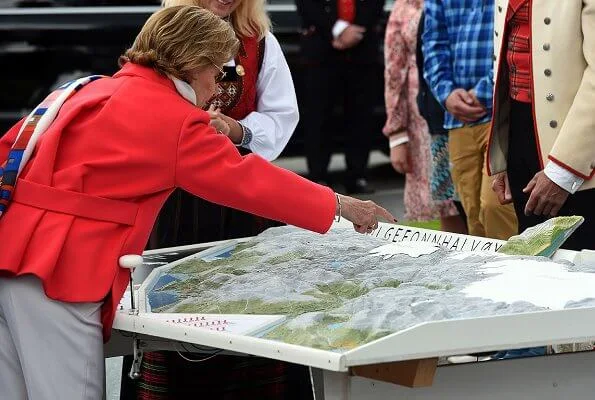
[0,1,390,156]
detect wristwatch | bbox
[237,123,253,147]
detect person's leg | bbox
[440,201,468,235]
[506,100,547,234]
[343,62,375,192]
[429,135,467,234]
[440,215,468,234]
[303,63,335,183]
[475,121,518,240]
[557,188,595,251]
[479,170,518,239]
[0,279,28,400]
[506,100,593,251]
[448,126,485,236]
[1,275,104,400]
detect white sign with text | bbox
[368,223,506,253]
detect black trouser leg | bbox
[302,63,336,182]
[342,63,376,182]
[507,100,595,250]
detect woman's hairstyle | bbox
[162,0,270,40]
[119,6,240,81]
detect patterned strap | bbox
[0,75,105,217]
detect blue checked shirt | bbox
[422,0,494,130]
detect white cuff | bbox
[389,136,409,149]
[332,20,350,39]
[544,161,584,194]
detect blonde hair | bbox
[162,0,270,40]
[119,6,240,81]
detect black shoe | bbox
[345,178,375,195]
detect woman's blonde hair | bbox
[119,6,240,81]
[162,0,270,40]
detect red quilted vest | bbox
[209,35,265,120]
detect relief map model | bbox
[144,222,595,352]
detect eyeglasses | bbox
[213,64,227,83]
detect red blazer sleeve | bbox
[175,112,336,234]
[0,118,25,163]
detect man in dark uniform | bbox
[296,0,385,194]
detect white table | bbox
[106,223,595,399]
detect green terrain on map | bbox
[147,224,582,351]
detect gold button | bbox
[235,64,245,77]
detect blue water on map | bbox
[148,291,178,310]
[152,274,180,290]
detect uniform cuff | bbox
[544,161,584,194]
[332,20,350,39]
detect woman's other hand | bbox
[207,105,231,136]
[336,194,397,234]
[390,143,411,174]
[207,105,244,144]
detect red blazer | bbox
[0,63,336,340]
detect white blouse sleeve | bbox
[239,31,299,161]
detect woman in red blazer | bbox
[0,6,394,400]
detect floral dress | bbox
[383,0,457,220]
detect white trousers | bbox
[0,275,104,400]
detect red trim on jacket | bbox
[527,1,545,169]
[548,155,595,180]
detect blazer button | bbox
[544,17,551,25]
[543,43,550,51]
[550,120,558,128]
[325,5,330,11]
[544,69,552,77]
[546,93,555,101]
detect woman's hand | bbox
[390,143,411,174]
[207,105,231,136]
[207,105,244,144]
[336,194,397,234]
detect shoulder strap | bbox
[0,75,105,217]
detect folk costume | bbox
[0,63,335,400]
[151,32,299,248]
[490,0,595,250]
[134,33,312,400]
